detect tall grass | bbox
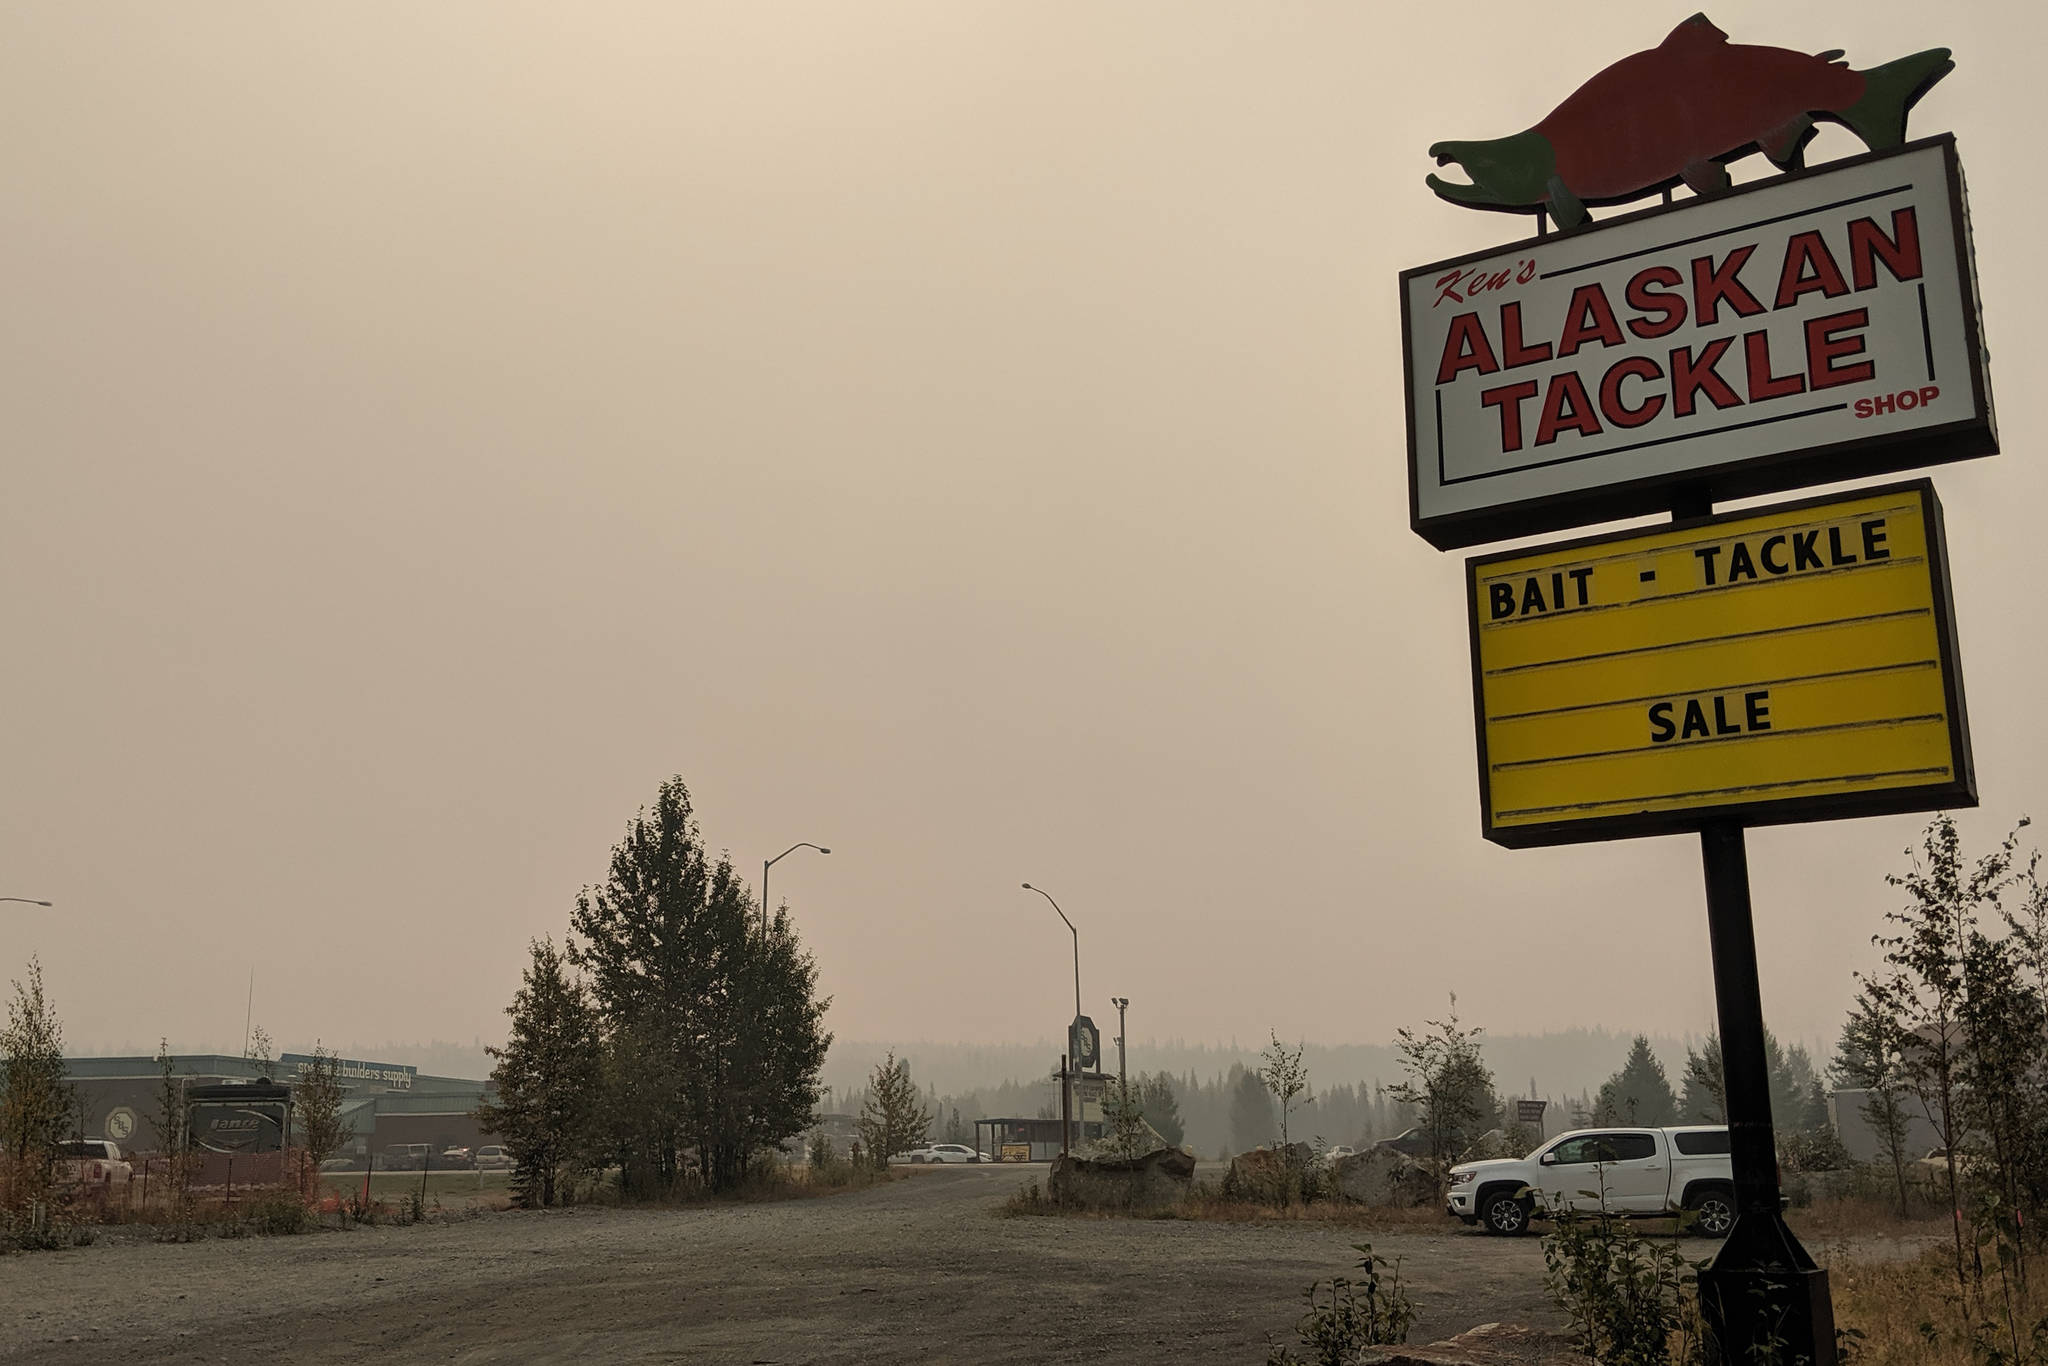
[1831,1250,2048,1365]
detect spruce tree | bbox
[477,937,603,1207]
[857,1052,930,1166]
[1228,1066,1277,1154]
[570,777,831,1194]
[1136,1073,1184,1147]
[1594,1035,1679,1126]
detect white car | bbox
[1326,1145,1359,1160]
[905,1143,989,1164]
[474,1145,514,1171]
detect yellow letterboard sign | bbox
[1467,480,1973,847]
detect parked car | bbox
[474,1145,514,1171]
[903,1143,989,1164]
[55,1139,132,1202]
[382,1143,433,1171]
[1375,1127,1432,1159]
[1326,1145,1359,1160]
[317,1156,361,1173]
[1446,1126,1734,1237]
[439,1146,474,1169]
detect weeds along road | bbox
[4,1165,1563,1365]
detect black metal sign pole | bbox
[1695,820,1835,1365]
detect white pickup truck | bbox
[1446,1125,1735,1237]
[56,1139,133,1204]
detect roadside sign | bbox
[280,1052,416,1091]
[1069,1016,1100,1073]
[1515,1099,1548,1125]
[1405,137,1994,550]
[1467,480,1972,846]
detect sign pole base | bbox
[1694,821,1836,1366]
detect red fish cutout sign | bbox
[1427,14,1953,230]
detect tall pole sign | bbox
[1404,16,1990,1366]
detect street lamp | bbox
[1,898,52,907]
[1020,884,1079,1021]
[1022,882,1081,1152]
[762,843,830,935]
[1111,996,1129,1094]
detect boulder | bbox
[1222,1143,1318,1202]
[1330,1147,1438,1207]
[1357,1322,1592,1365]
[1048,1145,1195,1212]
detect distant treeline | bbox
[834,1062,1595,1160]
[817,1028,1762,1118]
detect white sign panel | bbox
[1403,136,1995,550]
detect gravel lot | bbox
[0,1165,1715,1365]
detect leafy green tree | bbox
[1998,852,2048,1229]
[244,1024,275,1077]
[858,1052,930,1166]
[717,903,832,1186]
[1390,1004,1495,1177]
[570,777,831,1194]
[1861,814,2028,1291]
[151,1038,187,1160]
[0,957,72,1205]
[1832,989,1916,1218]
[477,938,604,1207]
[292,1042,353,1171]
[1593,1035,1678,1126]
[1260,1033,1312,1149]
[1958,921,2048,1253]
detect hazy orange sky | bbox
[6,1,2044,1061]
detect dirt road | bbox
[3,1165,1562,1365]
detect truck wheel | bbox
[1688,1188,1736,1238]
[1480,1191,1532,1236]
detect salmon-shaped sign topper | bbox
[1427,13,1953,230]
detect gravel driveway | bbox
[1,1165,1566,1365]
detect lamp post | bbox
[1111,997,1129,1095]
[1022,883,1080,1150]
[762,843,830,936]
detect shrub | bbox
[1542,1203,1705,1366]
[242,1196,307,1236]
[1002,1180,1050,1216]
[1266,1242,1415,1364]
